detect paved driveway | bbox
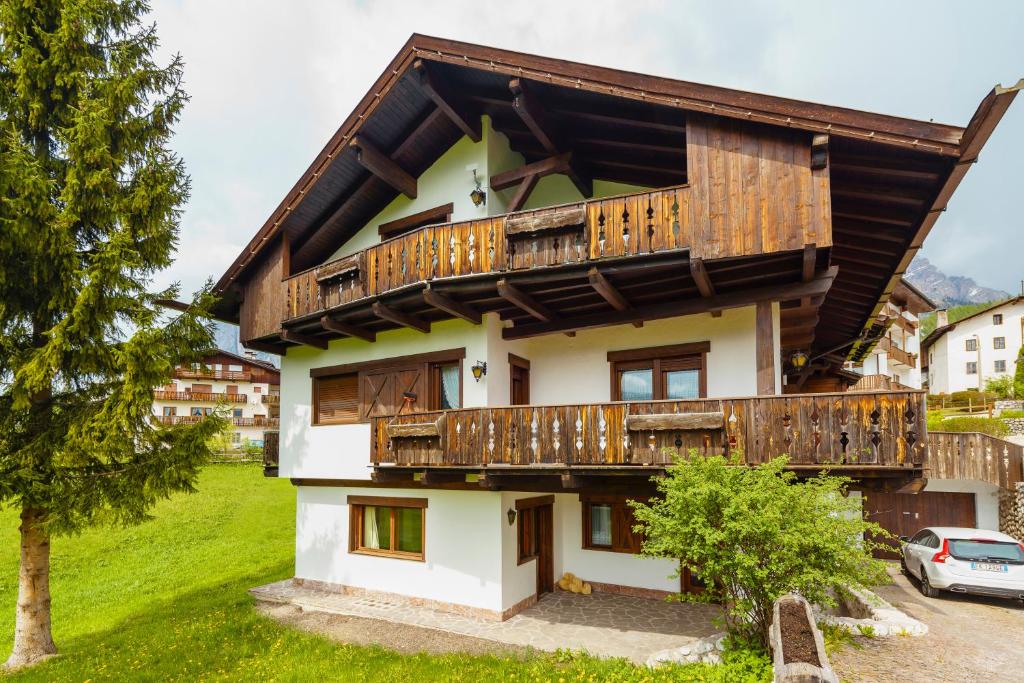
[831,565,1024,682]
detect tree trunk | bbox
[5,506,57,669]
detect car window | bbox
[949,539,1024,563]
[925,533,941,549]
[909,531,928,545]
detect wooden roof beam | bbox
[371,302,431,333]
[690,258,715,298]
[490,152,573,191]
[506,173,539,212]
[504,267,838,339]
[588,268,642,328]
[497,279,556,322]
[281,330,328,349]
[413,59,481,142]
[423,287,482,324]
[510,78,592,198]
[350,136,417,199]
[321,316,376,342]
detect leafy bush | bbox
[927,414,1010,437]
[1000,409,1024,419]
[985,375,1015,399]
[631,454,890,648]
[1016,345,1024,399]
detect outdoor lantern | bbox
[790,351,808,370]
[470,169,487,207]
[471,360,487,382]
[507,507,517,526]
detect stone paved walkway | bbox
[251,580,721,663]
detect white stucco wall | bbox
[296,486,509,612]
[924,479,1001,531]
[296,486,684,614]
[153,377,276,444]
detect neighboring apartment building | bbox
[153,350,280,448]
[850,279,935,390]
[210,36,1019,617]
[922,297,1024,394]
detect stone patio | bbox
[251,580,722,663]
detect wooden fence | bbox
[927,431,1024,490]
[372,391,927,470]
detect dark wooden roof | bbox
[212,34,1020,364]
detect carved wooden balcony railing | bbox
[927,431,1024,490]
[262,394,280,405]
[283,185,696,321]
[233,416,279,428]
[371,390,926,470]
[154,390,248,403]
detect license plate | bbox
[971,562,1009,572]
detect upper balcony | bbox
[260,178,833,350]
[154,390,248,403]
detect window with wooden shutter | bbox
[314,373,359,425]
[581,495,646,554]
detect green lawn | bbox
[0,464,769,681]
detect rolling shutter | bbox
[315,374,359,424]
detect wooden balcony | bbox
[876,337,917,369]
[850,374,914,392]
[154,390,248,403]
[371,390,926,478]
[175,368,253,382]
[262,394,280,405]
[268,182,834,347]
[233,416,279,428]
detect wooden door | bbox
[533,504,554,595]
[510,356,530,405]
[864,491,977,559]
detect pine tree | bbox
[0,0,224,667]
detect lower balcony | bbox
[370,390,927,487]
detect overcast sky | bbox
[149,0,1024,299]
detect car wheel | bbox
[919,569,939,598]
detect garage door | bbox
[864,491,976,559]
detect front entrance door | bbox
[864,491,977,559]
[516,496,554,596]
[509,354,530,405]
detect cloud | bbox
[148,0,1024,296]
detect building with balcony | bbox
[923,296,1024,394]
[153,349,280,448]
[212,36,1021,619]
[848,279,935,391]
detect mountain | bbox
[213,322,279,368]
[904,256,1010,307]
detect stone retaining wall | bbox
[996,400,1024,411]
[999,482,1024,539]
[1003,418,1024,436]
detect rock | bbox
[646,633,727,667]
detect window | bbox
[993,314,1003,325]
[608,343,708,401]
[994,337,1006,349]
[313,373,359,425]
[232,408,243,418]
[231,432,241,444]
[430,362,461,410]
[348,496,426,561]
[966,361,978,375]
[581,496,645,554]
[162,406,176,417]
[965,338,978,352]
[228,364,243,372]
[253,385,262,394]
[995,360,1007,373]
[226,384,239,395]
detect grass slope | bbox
[0,465,769,682]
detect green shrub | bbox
[631,453,890,648]
[1000,409,1024,419]
[1016,345,1024,399]
[927,414,1010,437]
[985,375,1015,399]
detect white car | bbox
[901,527,1024,603]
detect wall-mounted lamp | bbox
[470,169,487,207]
[471,361,488,382]
[507,507,517,526]
[790,351,808,370]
